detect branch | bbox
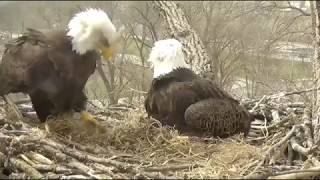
[245,87,320,104]
[268,166,320,179]
[247,125,300,177]
[144,164,203,172]
[270,1,311,16]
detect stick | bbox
[247,125,300,176]
[41,145,99,178]
[265,115,293,131]
[245,87,320,104]
[14,98,31,105]
[250,95,266,112]
[40,140,137,173]
[128,87,148,94]
[268,166,320,179]
[26,151,53,165]
[290,137,319,156]
[302,108,313,148]
[61,175,89,179]
[9,157,43,179]
[32,164,73,174]
[144,164,203,172]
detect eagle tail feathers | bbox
[184,98,252,137]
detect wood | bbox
[268,166,320,179]
[312,1,320,116]
[9,157,43,179]
[248,125,300,176]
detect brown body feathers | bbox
[144,68,252,137]
[0,28,98,122]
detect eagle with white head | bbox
[0,8,120,124]
[145,39,252,137]
[147,39,189,78]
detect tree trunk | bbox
[312,1,320,116]
[152,1,214,80]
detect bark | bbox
[152,1,214,80]
[312,1,320,128]
[311,1,318,115]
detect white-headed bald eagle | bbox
[144,39,252,137]
[0,9,120,122]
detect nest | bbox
[0,90,320,179]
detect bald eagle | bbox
[144,39,252,137]
[0,9,120,122]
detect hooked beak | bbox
[98,28,124,60]
[99,45,116,60]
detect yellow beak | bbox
[99,46,115,60]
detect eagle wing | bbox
[145,78,237,124]
[184,98,252,137]
[45,30,97,85]
[0,28,51,95]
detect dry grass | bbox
[24,106,266,178]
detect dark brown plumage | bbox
[144,68,252,137]
[0,28,98,122]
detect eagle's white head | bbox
[67,8,119,59]
[147,39,190,78]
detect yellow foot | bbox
[80,111,106,134]
[80,111,99,125]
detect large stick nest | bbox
[0,91,320,179]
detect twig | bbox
[127,87,148,94]
[26,151,53,165]
[143,164,203,172]
[302,108,313,148]
[250,95,266,112]
[265,115,293,131]
[14,98,31,105]
[41,145,99,178]
[40,139,137,173]
[268,166,320,179]
[247,125,300,176]
[61,175,89,179]
[32,164,73,174]
[90,163,115,177]
[107,106,131,111]
[245,87,320,104]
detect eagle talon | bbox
[80,111,99,125]
[80,111,106,134]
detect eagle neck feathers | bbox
[152,67,197,90]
